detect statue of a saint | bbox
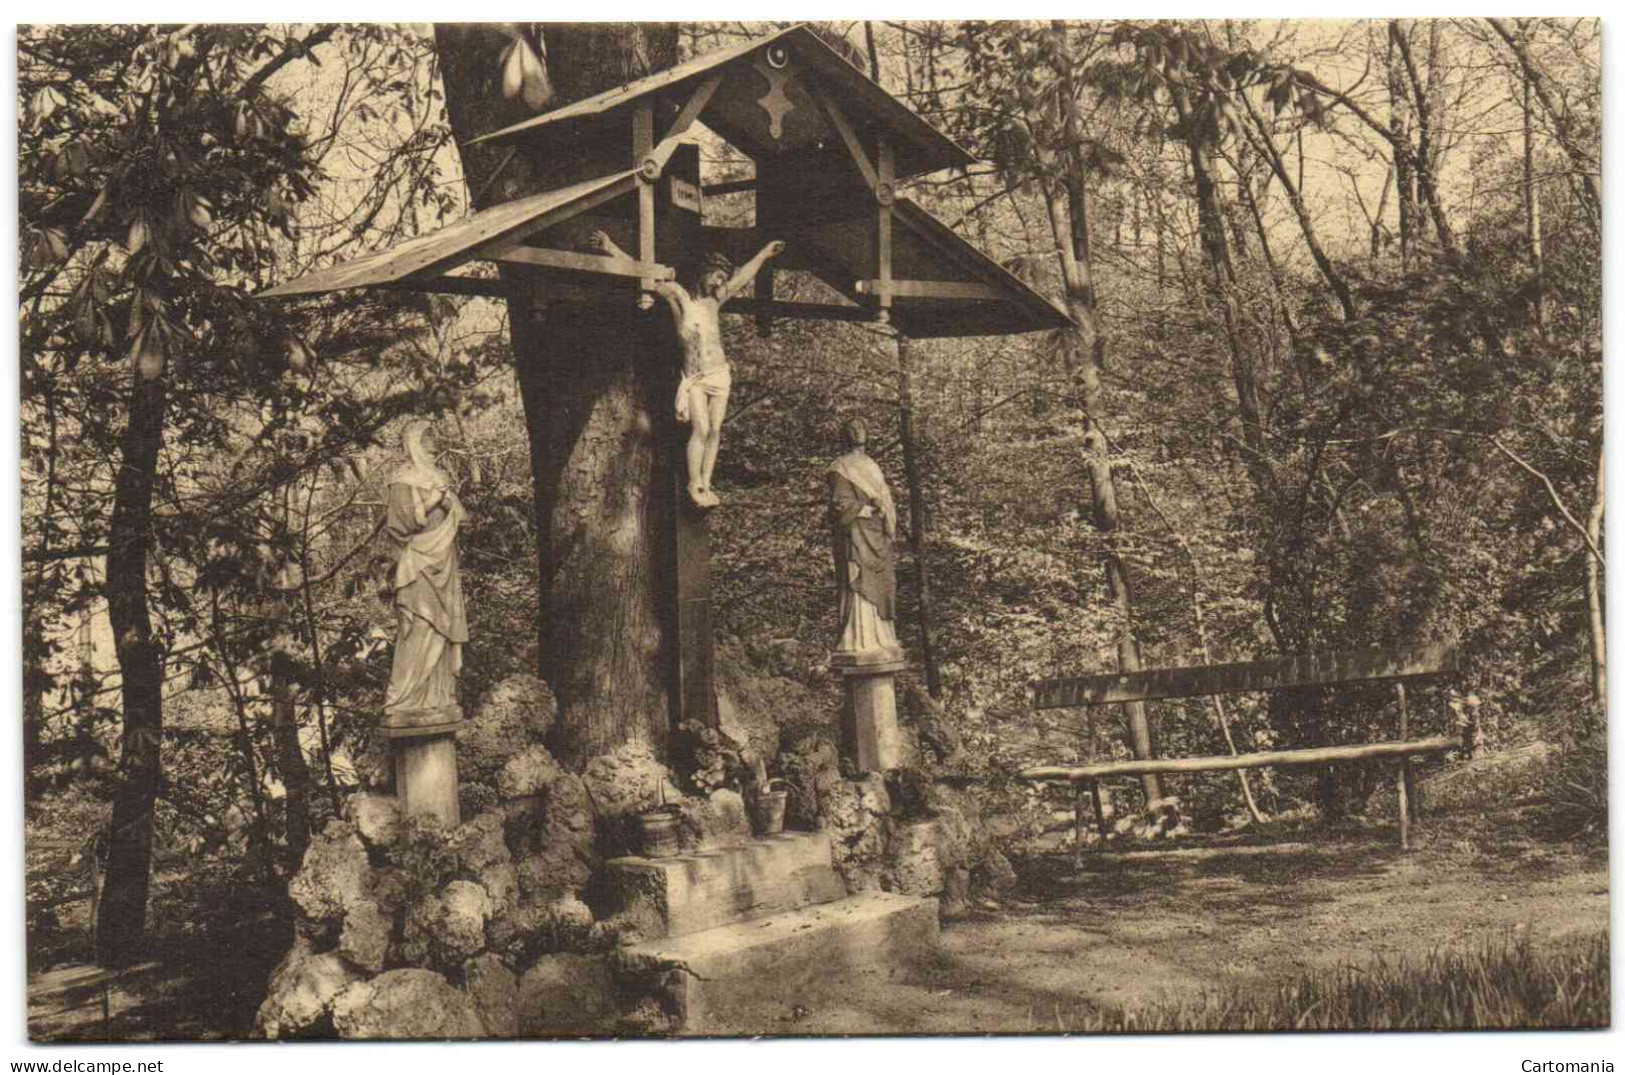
[592,230,785,508]
[383,420,469,724]
[828,417,901,656]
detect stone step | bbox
[602,831,847,940]
[621,890,939,1035]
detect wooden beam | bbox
[856,279,1008,302]
[1033,645,1458,710]
[1021,736,1458,782]
[487,244,674,281]
[755,160,777,337]
[815,91,880,192]
[453,172,639,276]
[721,298,871,322]
[536,288,866,324]
[702,178,758,196]
[634,103,657,305]
[382,277,511,298]
[876,137,894,318]
[761,228,873,308]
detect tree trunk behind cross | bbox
[436,24,682,767]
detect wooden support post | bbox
[756,162,777,337]
[755,259,775,337]
[1396,681,1412,850]
[633,103,656,309]
[893,330,940,697]
[1091,780,1108,840]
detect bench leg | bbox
[1396,681,1411,851]
[1397,759,1411,851]
[1091,780,1109,841]
[1073,783,1086,862]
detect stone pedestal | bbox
[832,649,906,773]
[385,706,463,827]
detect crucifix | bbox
[259,26,1073,770]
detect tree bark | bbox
[1586,444,1605,715]
[1486,18,1600,235]
[207,590,275,883]
[1048,23,1160,801]
[1084,427,1162,803]
[1172,84,1271,498]
[96,375,166,966]
[1520,21,1548,338]
[436,23,682,767]
[1388,34,1416,269]
[864,21,882,84]
[1237,92,1354,320]
[1390,21,1456,252]
[270,561,311,871]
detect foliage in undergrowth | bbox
[391,815,456,903]
[1536,735,1609,840]
[1419,734,1608,845]
[20,23,1606,982]
[1066,934,1609,1032]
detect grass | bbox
[1064,933,1609,1032]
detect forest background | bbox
[15,14,1605,1000]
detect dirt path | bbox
[724,825,1609,1036]
[30,821,1606,1039]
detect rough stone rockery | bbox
[257,659,1032,1038]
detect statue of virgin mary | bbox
[383,420,469,722]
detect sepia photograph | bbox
[15,14,1609,1046]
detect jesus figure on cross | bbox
[592,230,785,508]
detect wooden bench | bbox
[1021,645,1464,851]
[28,961,163,1040]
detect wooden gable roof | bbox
[259,171,639,300]
[467,25,976,182]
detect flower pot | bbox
[749,789,788,837]
[636,806,682,858]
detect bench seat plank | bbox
[1033,645,1457,710]
[1021,735,1457,782]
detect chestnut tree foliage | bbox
[19,22,494,962]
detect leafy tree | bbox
[19,22,469,962]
